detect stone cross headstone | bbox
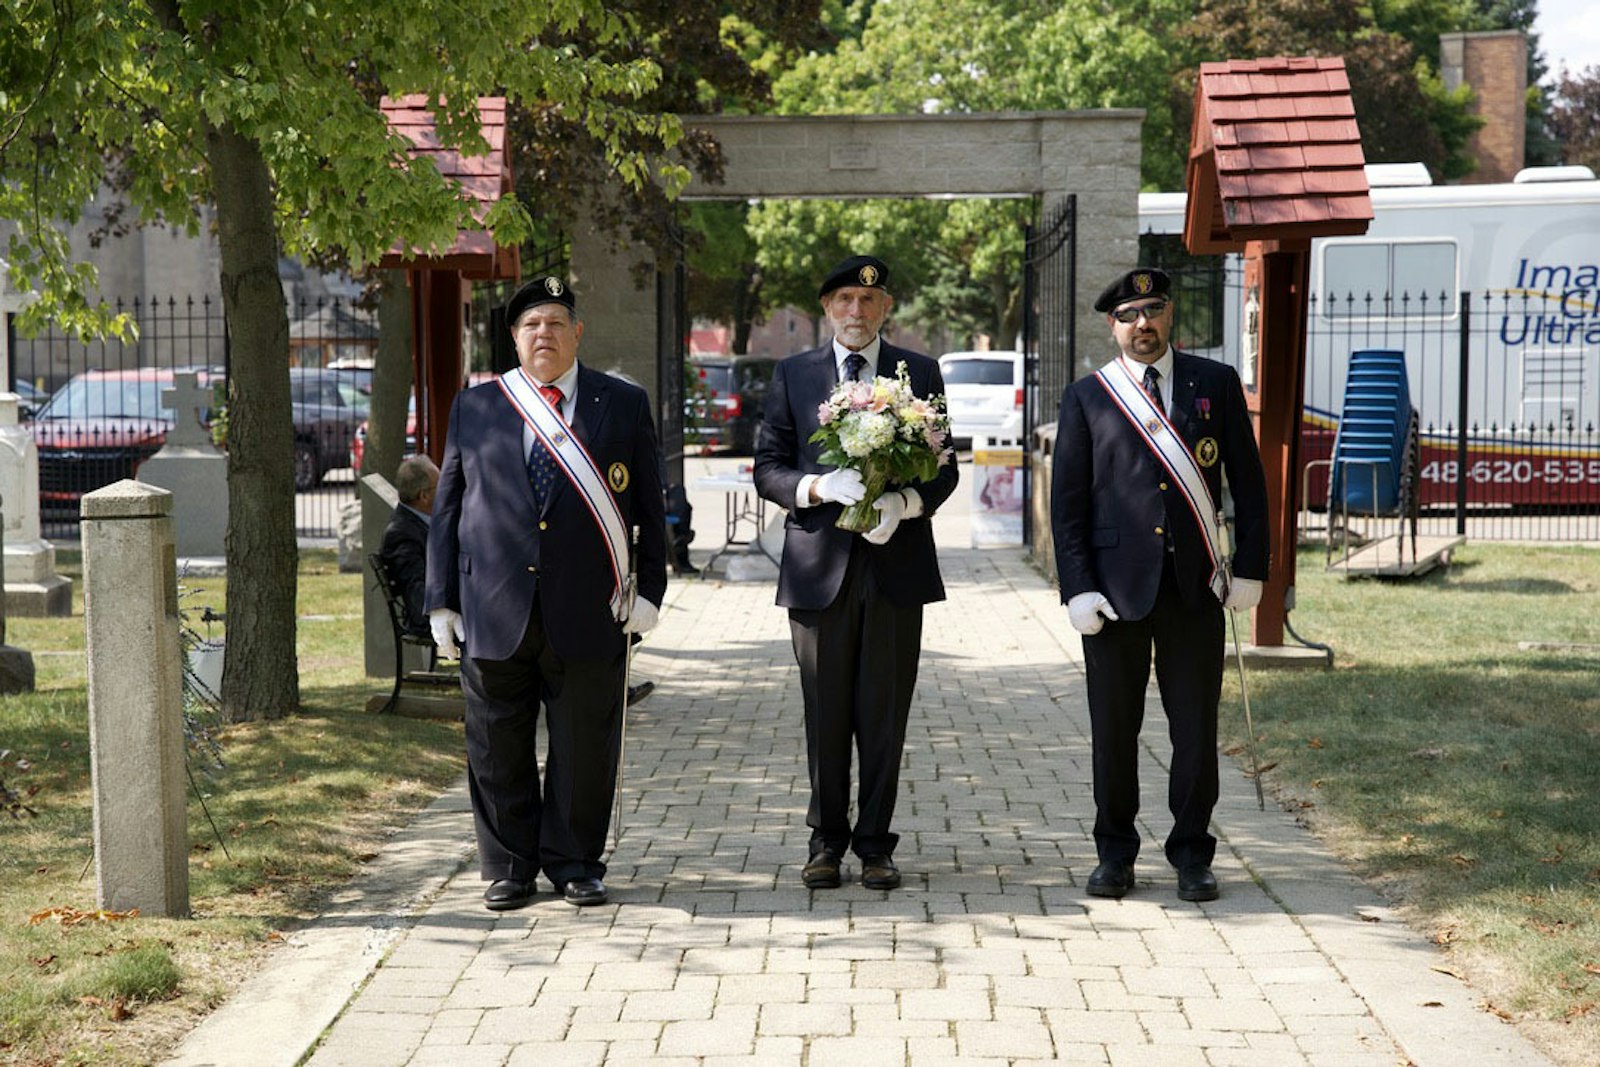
[162,372,218,448]
[0,487,39,694]
[138,371,228,557]
[1,274,72,617]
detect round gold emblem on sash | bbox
[1195,437,1219,467]
[608,462,630,492]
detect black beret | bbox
[505,275,576,326]
[819,255,890,299]
[1093,268,1171,313]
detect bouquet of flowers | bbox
[809,360,955,533]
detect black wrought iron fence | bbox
[1141,255,1599,542]
[9,295,382,542]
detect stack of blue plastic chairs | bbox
[1327,349,1413,515]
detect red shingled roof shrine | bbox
[378,96,519,280]
[1184,56,1373,254]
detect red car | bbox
[30,368,219,513]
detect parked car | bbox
[937,350,1024,448]
[685,354,778,454]
[290,366,371,490]
[30,368,220,512]
[8,380,49,420]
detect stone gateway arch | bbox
[568,111,1147,451]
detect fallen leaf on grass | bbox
[1565,1001,1596,1019]
[30,955,56,968]
[1422,1000,1444,1007]
[1244,761,1279,777]
[1581,962,1600,976]
[29,906,140,926]
[1306,737,1324,749]
[1222,743,1245,757]
[1482,1001,1514,1021]
[1431,965,1466,980]
[1449,854,1477,870]
[109,998,130,1022]
[265,931,286,943]
[1433,928,1457,946]
[1540,846,1566,865]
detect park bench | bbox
[366,552,458,714]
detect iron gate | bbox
[1019,194,1078,545]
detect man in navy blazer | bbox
[378,453,438,639]
[1051,268,1268,903]
[425,276,667,911]
[755,255,959,892]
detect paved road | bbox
[166,458,1552,1066]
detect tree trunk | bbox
[363,270,414,483]
[208,120,300,721]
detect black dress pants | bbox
[788,543,923,859]
[461,600,624,888]
[1082,559,1225,869]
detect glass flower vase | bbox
[835,462,890,534]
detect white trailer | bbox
[1139,164,1600,508]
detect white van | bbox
[938,350,1024,447]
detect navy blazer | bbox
[378,505,431,638]
[754,341,959,611]
[1051,351,1269,620]
[425,366,668,662]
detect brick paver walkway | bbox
[168,547,1551,1067]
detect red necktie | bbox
[539,384,564,415]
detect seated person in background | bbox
[379,454,440,640]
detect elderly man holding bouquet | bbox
[755,254,959,891]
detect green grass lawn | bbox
[1219,543,1600,1057]
[1,550,465,1066]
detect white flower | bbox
[838,410,896,457]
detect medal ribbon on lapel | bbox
[1094,360,1230,603]
[499,368,632,621]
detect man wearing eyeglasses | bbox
[1050,267,1269,903]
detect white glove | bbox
[623,598,659,635]
[428,608,465,659]
[813,468,866,505]
[1067,591,1120,636]
[1224,577,1263,612]
[863,491,907,545]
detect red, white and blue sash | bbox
[1093,359,1230,602]
[499,367,632,622]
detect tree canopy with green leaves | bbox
[722,0,1559,353]
[1,0,681,721]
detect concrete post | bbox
[81,479,189,917]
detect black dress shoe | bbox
[1085,860,1136,899]
[1176,864,1219,902]
[483,879,535,912]
[626,680,655,706]
[801,849,842,889]
[562,876,608,906]
[860,854,901,890]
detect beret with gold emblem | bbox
[1093,267,1171,313]
[505,274,576,327]
[818,255,891,299]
